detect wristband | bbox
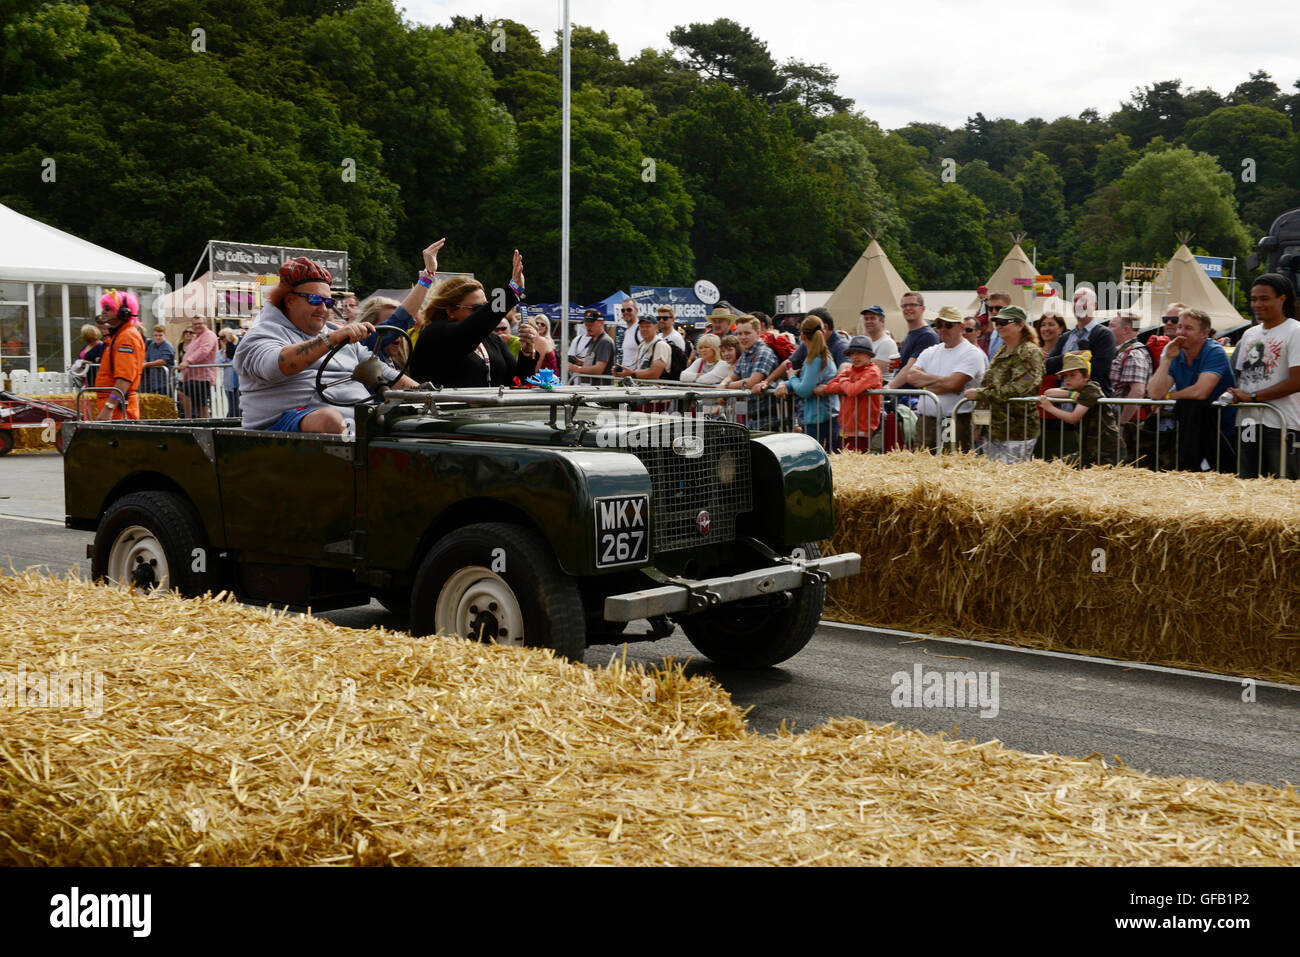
[417,275,432,289]
[509,279,525,302]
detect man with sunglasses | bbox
[978,291,1011,357]
[235,256,417,434]
[617,301,642,370]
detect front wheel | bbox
[409,522,586,660]
[678,542,825,668]
[91,490,226,597]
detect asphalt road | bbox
[4,450,1297,788]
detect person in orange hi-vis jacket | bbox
[93,289,146,420]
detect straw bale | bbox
[824,452,1300,684]
[1,572,1296,866]
[9,392,177,452]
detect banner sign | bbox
[207,241,350,289]
[628,285,711,325]
[1011,278,1033,286]
[527,303,588,324]
[1194,255,1224,278]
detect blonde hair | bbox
[695,333,721,361]
[422,276,485,324]
[80,324,100,344]
[359,296,400,327]
[801,316,829,367]
[738,315,762,333]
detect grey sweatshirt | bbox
[233,302,392,429]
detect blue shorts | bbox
[266,407,314,432]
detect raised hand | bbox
[512,249,524,290]
[423,239,446,274]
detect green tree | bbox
[668,19,785,100]
[808,130,904,283]
[778,60,852,115]
[302,1,511,283]
[480,93,694,302]
[1073,147,1250,277]
[1228,70,1281,108]
[661,83,834,304]
[902,187,993,288]
[958,159,1022,256]
[1014,152,1067,269]
[1182,105,1295,207]
[1092,133,1138,188]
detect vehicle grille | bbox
[626,419,752,552]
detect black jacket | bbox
[1044,321,1116,395]
[408,291,538,388]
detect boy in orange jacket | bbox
[825,336,883,451]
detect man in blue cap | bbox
[860,305,898,378]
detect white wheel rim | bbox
[434,565,526,647]
[105,524,171,592]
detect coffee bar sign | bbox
[208,241,350,289]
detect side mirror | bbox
[1246,253,1259,271]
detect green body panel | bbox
[743,433,835,546]
[365,437,651,577]
[213,430,357,565]
[63,405,835,598]
[62,422,226,546]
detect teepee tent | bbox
[969,243,1038,315]
[823,239,912,338]
[1151,245,1247,333]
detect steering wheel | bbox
[314,324,414,408]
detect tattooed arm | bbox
[277,322,376,376]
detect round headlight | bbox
[717,449,736,486]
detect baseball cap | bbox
[583,308,603,321]
[860,305,886,318]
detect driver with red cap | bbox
[233,257,418,434]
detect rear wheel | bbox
[91,491,226,597]
[410,522,586,660]
[679,543,825,668]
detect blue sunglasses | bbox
[291,292,337,309]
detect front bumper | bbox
[602,552,861,621]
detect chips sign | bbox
[693,279,720,305]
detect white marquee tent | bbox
[0,203,164,375]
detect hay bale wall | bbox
[826,453,1300,684]
[0,573,1296,866]
[8,392,177,451]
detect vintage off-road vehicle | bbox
[63,360,858,667]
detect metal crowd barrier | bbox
[935,394,1290,477]
[176,361,238,420]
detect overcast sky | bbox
[410,0,1298,129]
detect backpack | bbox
[763,331,796,363]
[663,340,689,380]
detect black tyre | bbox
[679,542,825,668]
[91,491,226,598]
[0,429,13,455]
[410,522,586,660]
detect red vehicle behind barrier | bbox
[0,390,79,455]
